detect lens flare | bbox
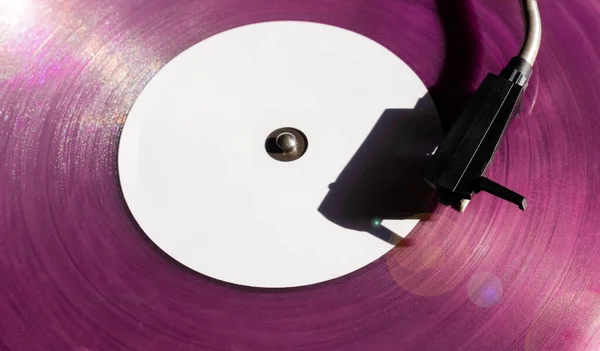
[0,0,29,26]
[467,272,503,308]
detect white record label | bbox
[119,21,441,288]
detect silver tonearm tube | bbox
[518,0,542,66]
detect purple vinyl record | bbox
[1,0,600,350]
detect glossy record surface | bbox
[1,0,600,349]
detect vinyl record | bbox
[1,0,599,350]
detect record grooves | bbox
[1,0,600,350]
